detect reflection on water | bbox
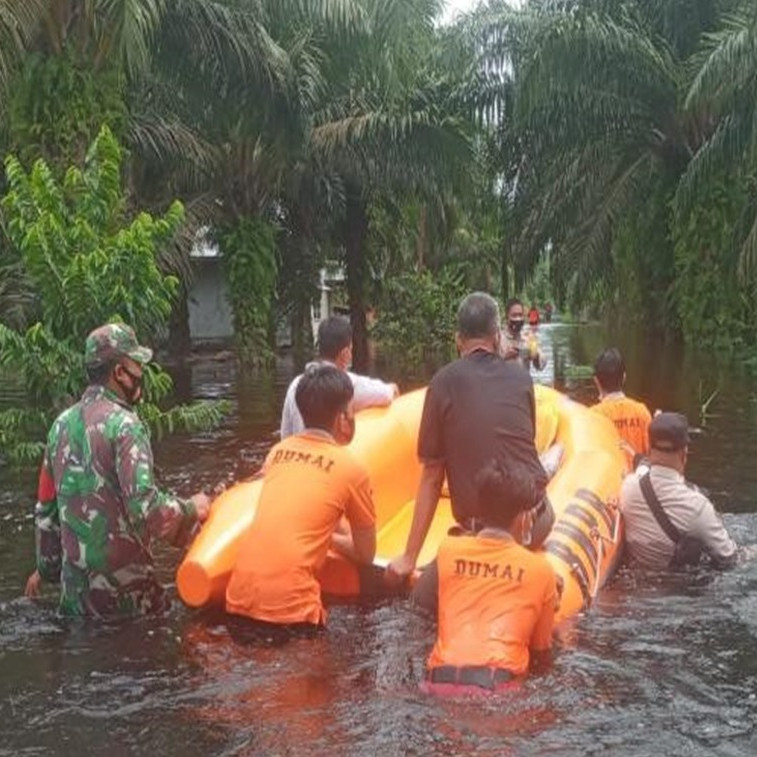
[2,324,757,755]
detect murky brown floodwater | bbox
[3,323,757,756]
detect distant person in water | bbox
[500,298,545,372]
[591,347,651,471]
[386,292,554,609]
[423,459,558,695]
[528,304,540,327]
[226,364,376,631]
[620,412,742,570]
[544,303,554,323]
[280,315,398,439]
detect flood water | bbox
[3,323,757,756]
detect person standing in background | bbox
[591,347,651,470]
[500,298,546,372]
[280,315,398,439]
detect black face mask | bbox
[508,319,525,335]
[115,364,143,405]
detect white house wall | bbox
[188,262,234,342]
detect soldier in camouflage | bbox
[25,323,211,618]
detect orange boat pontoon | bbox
[177,386,626,623]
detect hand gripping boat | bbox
[177,386,627,622]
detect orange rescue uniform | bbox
[428,534,558,676]
[225,432,375,625]
[592,393,651,468]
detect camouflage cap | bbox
[84,323,153,367]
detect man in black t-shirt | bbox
[386,292,555,609]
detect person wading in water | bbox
[226,364,376,636]
[25,323,211,617]
[386,292,554,609]
[422,459,558,695]
[591,347,652,471]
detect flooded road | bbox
[2,323,757,756]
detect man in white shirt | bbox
[280,315,398,438]
[620,412,740,570]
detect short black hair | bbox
[475,459,537,529]
[317,316,353,360]
[86,359,115,385]
[505,298,523,317]
[295,363,354,430]
[594,348,626,392]
[457,292,500,339]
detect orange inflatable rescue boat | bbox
[177,386,626,623]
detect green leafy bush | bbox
[0,126,228,466]
[672,179,745,351]
[372,267,467,368]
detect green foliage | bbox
[218,217,279,365]
[372,267,467,368]
[522,253,553,309]
[605,174,679,329]
[563,364,595,379]
[672,178,747,350]
[6,53,127,168]
[137,398,232,441]
[477,0,757,348]
[2,126,181,343]
[0,127,227,465]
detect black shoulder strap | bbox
[639,473,680,544]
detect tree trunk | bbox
[500,243,510,301]
[291,205,316,366]
[168,281,192,359]
[416,203,427,271]
[291,271,313,366]
[345,187,370,372]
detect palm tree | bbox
[480,0,740,322]
[0,0,42,88]
[305,0,474,369]
[681,2,757,275]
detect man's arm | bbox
[34,445,62,584]
[386,462,445,580]
[332,524,376,565]
[529,568,558,672]
[280,378,301,439]
[116,415,201,547]
[348,372,397,410]
[387,380,446,581]
[690,493,739,569]
[337,470,377,565]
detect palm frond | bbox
[97,0,167,75]
[685,8,757,112]
[0,0,44,89]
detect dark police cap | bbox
[649,412,690,452]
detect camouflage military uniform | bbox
[34,324,198,618]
